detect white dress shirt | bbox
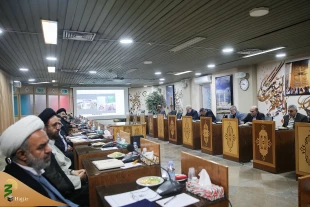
[48,140,81,189]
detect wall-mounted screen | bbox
[73,87,129,119]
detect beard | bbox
[26,152,51,171]
[46,129,60,140]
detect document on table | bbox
[105,187,161,207]
[156,193,199,207]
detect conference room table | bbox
[83,157,161,207]
[73,144,127,170]
[96,181,228,207]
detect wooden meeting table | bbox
[96,181,228,207]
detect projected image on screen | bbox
[74,89,128,119]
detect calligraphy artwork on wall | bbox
[215,75,233,114]
[285,59,310,96]
[174,88,183,112]
[129,91,141,113]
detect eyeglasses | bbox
[46,122,62,128]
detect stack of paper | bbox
[92,159,124,170]
[156,193,199,207]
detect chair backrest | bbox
[298,174,310,207]
[119,130,131,143]
[181,151,229,199]
[176,112,182,119]
[169,110,177,115]
[140,138,160,163]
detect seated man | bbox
[185,105,199,120]
[228,105,246,123]
[283,105,308,128]
[243,106,265,124]
[199,108,216,122]
[38,108,89,206]
[156,105,166,116]
[56,108,74,136]
[0,116,77,206]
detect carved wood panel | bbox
[222,118,239,158]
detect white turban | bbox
[0,115,44,157]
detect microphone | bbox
[126,144,183,196]
[121,144,139,163]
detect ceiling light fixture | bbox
[174,71,192,76]
[28,79,35,82]
[169,37,206,52]
[222,47,234,53]
[195,73,201,76]
[89,71,97,74]
[19,68,28,71]
[13,80,20,83]
[52,80,56,83]
[48,67,55,73]
[159,82,164,84]
[207,64,215,68]
[276,53,286,58]
[0,29,3,34]
[144,61,152,64]
[46,57,57,61]
[41,20,57,44]
[144,85,147,87]
[120,39,133,44]
[249,7,269,17]
[243,47,285,58]
[155,72,161,75]
[159,78,165,81]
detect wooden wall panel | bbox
[0,70,14,134]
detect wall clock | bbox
[240,79,249,91]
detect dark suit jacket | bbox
[282,113,308,127]
[185,109,199,120]
[200,109,216,122]
[4,163,50,199]
[243,112,265,123]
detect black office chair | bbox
[176,112,182,119]
[168,110,177,115]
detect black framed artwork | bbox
[215,75,233,114]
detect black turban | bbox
[38,108,57,125]
[56,108,67,115]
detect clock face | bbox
[240,79,249,91]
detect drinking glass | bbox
[188,167,195,182]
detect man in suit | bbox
[156,105,166,116]
[185,105,199,120]
[0,116,77,206]
[243,106,265,124]
[283,105,308,128]
[199,108,216,122]
[56,108,74,136]
[228,105,246,124]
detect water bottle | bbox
[167,161,175,181]
[133,142,138,152]
[116,133,121,143]
[91,123,95,131]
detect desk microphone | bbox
[126,144,183,196]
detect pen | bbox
[164,195,176,205]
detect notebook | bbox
[92,159,124,170]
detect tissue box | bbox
[186,181,224,201]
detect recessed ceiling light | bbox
[46,57,57,61]
[120,39,133,44]
[159,78,165,81]
[41,20,57,44]
[48,67,55,73]
[195,73,201,76]
[249,7,269,17]
[276,53,286,58]
[155,72,161,75]
[126,83,131,85]
[28,79,35,82]
[243,47,285,58]
[13,80,20,83]
[207,64,215,68]
[159,82,164,84]
[144,85,147,87]
[222,48,234,53]
[79,82,84,84]
[0,29,3,34]
[19,68,28,71]
[89,71,97,74]
[52,80,56,83]
[174,71,192,76]
[144,61,153,64]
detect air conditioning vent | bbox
[194,75,212,85]
[63,30,96,41]
[60,69,79,73]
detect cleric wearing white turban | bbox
[0,115,44,158]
